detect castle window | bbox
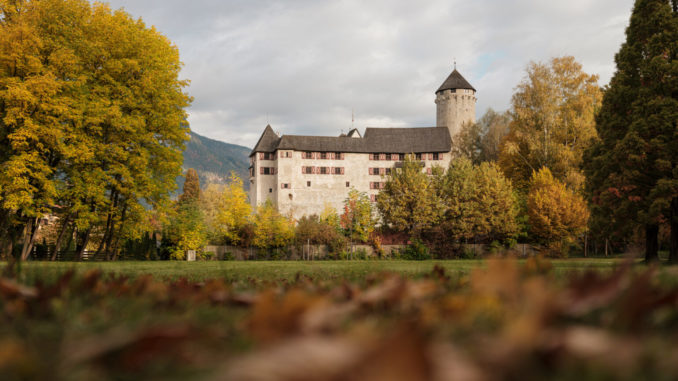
[415,153,422,161]
[307,181,311,187]
[399,153,405,161]
[320,152,328,160]
[302,166,314,174]
[280,151,292,158]
[261,167,276,175]
[333,167,343,175]
[281,183,290,189]
[385,168,391,175]
[346,181,350,187]
[385,153,392,161]
[260,152,275,160]
[269,188,272,193]
[335,152,344,160]
[320,167,329,174]
[302,152,313,159]
[432,153,440,160]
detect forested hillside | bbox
[180,131,251,190]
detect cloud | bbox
[102,0,635,148]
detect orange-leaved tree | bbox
[527,167,589,254]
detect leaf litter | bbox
[0,257,677,380]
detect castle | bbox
[248,66,476,219]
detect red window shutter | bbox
[438,153,443,160]
[259,153,263,160]
[273,168,277,175]
[341,153,345,160]
[369,154,373,160]
[330,152,335,160]
[368,168,372,175]
[312,166,316,174]
[380,168,385,175]
[302,166,306,174]
[392,154,397,161]
[427,168,432,175]
[340,167,345,174]
[259,167,264,174]
[380,154,386,160]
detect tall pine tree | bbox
[585,0,677,262]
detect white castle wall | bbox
[249,151,451,220]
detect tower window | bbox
[307,181,311,187]
[346,181,350,187]
[269,188,272,193]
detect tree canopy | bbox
[499,56,602,192]
[0,0,191,260]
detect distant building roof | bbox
[250,126,451,156]
[436,69,476,93]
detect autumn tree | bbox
[201,173,251,245]
[180,168,200,203]
[0,0,191,260]
[438,158,519,243]
[499,56,602,191]
[584,0,677,262]
[341,189,375,243]
[251,200,294,250]
[452,108,511,164]
[376,155,442,236]
[528,168,589,254]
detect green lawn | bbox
[10,258,633,285]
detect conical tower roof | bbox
[436,68,475,93]
[250,124,280,156]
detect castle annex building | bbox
[249,67,476,220]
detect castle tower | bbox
[435,66,476,141]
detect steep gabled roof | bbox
[250,125,280,156]
[436,69,476,93]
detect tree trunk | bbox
[645,224,659,263]
[51,214,72,261]
[75,227,93,261]
[20,217,41,261]
[110,205,128,261]
[669,197,678,264]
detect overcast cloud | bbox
[102,0,635,148]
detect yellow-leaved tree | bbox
[499,56,601,192]
[527,168,589,254]
[201,173,251,245]
[251,200,294,252]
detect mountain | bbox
[178,131,251,192]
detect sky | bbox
[102,0,635,148]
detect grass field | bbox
[10,257,632,284]
[2,257,677,380]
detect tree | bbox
[340,189,375,243]
[201,173,251,245]
[180,168,200,203]
[499,56,602,191]
[527,168,589,254]
[0,0,191,260]
[452,108,511,164]
[376,155,442,236]
[439,158,519,243]
[164,200,207,260]
[584,0,677,262]
[251,200,294,250]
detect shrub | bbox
[399,239,432,260]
